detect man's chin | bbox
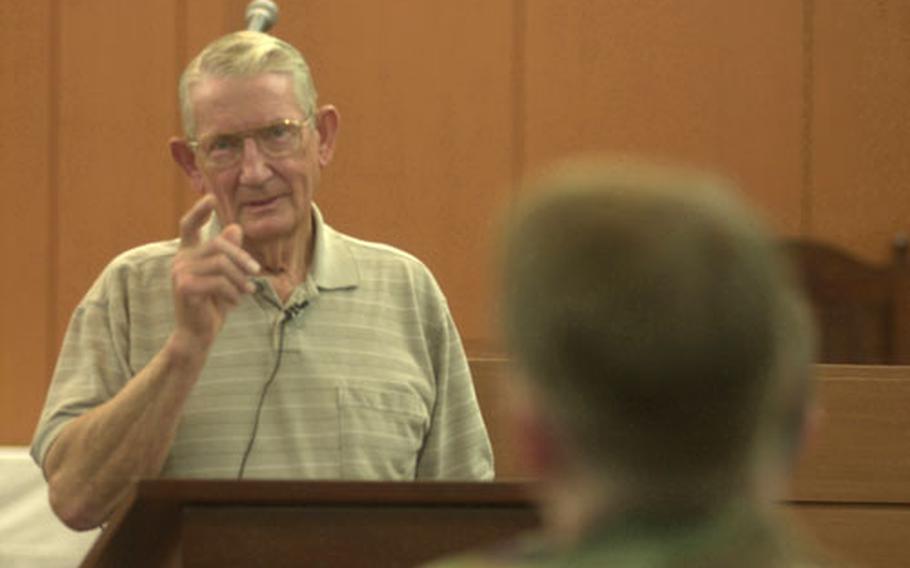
[240,219,296,244]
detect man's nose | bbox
[238,137,271,184]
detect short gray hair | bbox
[178,31,318,138]
[502,159,815,495]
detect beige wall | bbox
[2,0,909,444]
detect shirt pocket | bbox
[339,386,430,479]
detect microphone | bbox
[283,300,309,322]
[245,0,279,33]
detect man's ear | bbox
[794,399,823,461]
[509,378,567,478]
[314,105,340,167]
[169,137,206,194]
[517,409,565,479]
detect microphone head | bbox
[245,0,279,32]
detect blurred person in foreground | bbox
[31,31,492,531]
[429,159,826,567]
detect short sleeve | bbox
[30,268,133,468]
[415,280,494,480]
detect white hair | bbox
[178,31,318,138]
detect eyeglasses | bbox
[188,117,312,169]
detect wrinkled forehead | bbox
[189,72,305,137]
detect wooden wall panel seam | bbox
[173,0,188,229]
[46,0,61,390]
[511,0,526,195]
[800,0,816,237]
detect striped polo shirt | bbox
[32,206,494,481]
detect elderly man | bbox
[430,161,824,567]
[32,31,493,531]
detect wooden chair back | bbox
[782,239,910,364]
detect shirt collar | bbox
[309,204,359,290]
[199,202,359,291]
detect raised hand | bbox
[171,194,260,350]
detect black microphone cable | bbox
[237,300,307,479]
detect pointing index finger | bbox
[179,195,216,249]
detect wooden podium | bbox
[79,481,540,567]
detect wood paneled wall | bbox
[2,1,909,445]
[1,0,54,448]
[810,1,910,260]
[523,1,806,233]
